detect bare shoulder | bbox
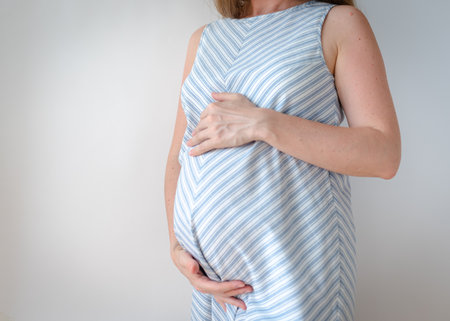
[183,24,208,80]
[192,24,208,40]
[326,5,367,23]
[189,24,208,49]
[321,5,376,76]
[325,5,375,49]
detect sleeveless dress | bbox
[173,1,356,320]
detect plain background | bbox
[0,0,449,320]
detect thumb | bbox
[190,260,199,275]
[211,91,234,101]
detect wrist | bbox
[252,108,275,143]
[170,244,179,262]
[170,239,180,252]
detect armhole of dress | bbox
[183,22,210,85]
[317,4,346,125]
[179,22,210,166]
[317,4,336,82]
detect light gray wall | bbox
[350,1,450,320]
[0,0,448,320]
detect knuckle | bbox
[211,114,220,122]
[207,139,216,147]
[212,124,220,132]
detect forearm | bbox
[164,153,182,252]
[254,108,396,179]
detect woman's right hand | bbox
[170,241,253,312]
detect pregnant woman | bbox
[164,0,401,320]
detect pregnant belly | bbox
[173,139,330,283]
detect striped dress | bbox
[173,1,356,320]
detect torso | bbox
[174,3,355,319]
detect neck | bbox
[245,0,308,17]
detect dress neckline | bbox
[229,0,314,22]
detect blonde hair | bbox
[213,0,356,19]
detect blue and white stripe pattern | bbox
[173,1,356,320]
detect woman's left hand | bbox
[186,92,265,156]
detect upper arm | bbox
[168,24,208,161]
[328,6,401,156]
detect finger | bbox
[181,256,200,277]
[179,251,207,281]
[191,122,208,136]
[224,284,253,297]
[193,276,246,295]
[199,107,211,120]
[216,294,247,310]
[211,92,236,101]
[189,139,214,156]
[214,296,227,313]
[188,128,209,147]
[189,260,199,275]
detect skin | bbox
[164,0,401,313]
